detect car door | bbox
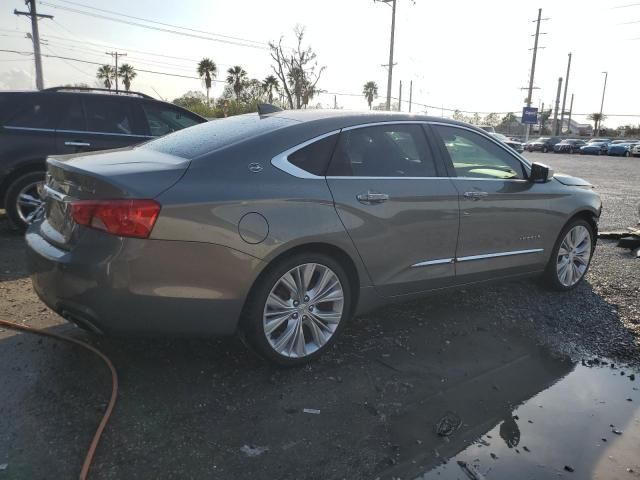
[326,123,459,297]
[430,123,555,281]
[56,95,151,155]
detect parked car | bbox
[554,139,587,154]
[526,137,562,153]
[490,133,525,153]
[632,144,640,157]
[610,139,638,144]
[607,141,638,157]
[26,110,601,365]
[579,141,610,155]
[0,87,206,230]
[587,138,611,144]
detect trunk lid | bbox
[40,147,189,248]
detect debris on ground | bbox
[612,428,623,435]
[564,465,575,472]
[240,445,269,457]
[0,464,7,471]
[457,460,486,480]
[303,408,320,415]
[615,225,640,256]
[435,412,462,437]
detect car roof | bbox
[266,109,470,131]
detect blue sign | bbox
[522,107,538,125]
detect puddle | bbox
[409,362,640,479]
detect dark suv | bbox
[525,136,562,153]
[0,87,206,229]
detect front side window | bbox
[433,125,525,180]
[142,103,201,136]
[6,96,57,129]
[84,97,135,135]
[327,124,437,177]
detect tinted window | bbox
[143,114,295,159]
[57,97,85,131]
[142,103,201,136]
[327,124,437,177]
[288,134,338,176]
[84,97,135,135]
[433,125,525,180]
[6,95,57,129]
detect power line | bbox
[46,0,268,47]
[40,1,270,50]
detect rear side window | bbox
[5,95,58,129]
[84,97,135,135]
[143,114,295,159]
[142,103,202,136]
[327,124,437,177]
[57,97,85,131]
[288,134,338,176]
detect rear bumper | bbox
[26,226,265,336]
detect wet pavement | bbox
[0,152,639,479]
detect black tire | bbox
[240,252,353,366]
[624,151,630,157]
[542,146,549,153]
[542,218,595,291]
[4,170,45,232]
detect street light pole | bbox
[596,71,608,136]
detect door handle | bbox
[356,191,389,204]
[64,141,91,147]
[463,191,488,201]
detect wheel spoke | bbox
[279,273,299,299]
[306,316,326,347]
[267,292,292,311]
[311,310,342,324]
[273,321,298,354]
[18,193,42,207]
[301,263,316,293]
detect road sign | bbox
[522,107,538,125]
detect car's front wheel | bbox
[241,253,352,366]
[624,151,631,157]
[542,146,549,153]
[543,219,594,291]
[4,171,45,231]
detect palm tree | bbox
[96,64,114,90]
[362,81,378,110]
[587,113,607,135]
[226,66,247,102]
[262,75,279,103]
[197,58,217,105]
[117,64,137,92]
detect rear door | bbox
[56,95,151,154]
[326,123,459,297]
[430,123,553,281]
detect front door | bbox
[326,123,459,297]
[430,124,555,280]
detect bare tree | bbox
[269,26,325,110]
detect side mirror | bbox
[529,162,554,183]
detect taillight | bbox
[71,199,161,239]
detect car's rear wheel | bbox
[4,171,45,232]
[542,146,549,153]
[241,253,352,366]
[624,151,631,157]
[543,219,594,291]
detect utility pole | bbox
[376,0,397,111]
[334,95,337,109]
[567,94,574,134]
[106,51,127,92]
[553,77,563,136]
[14,0,53,90]
[398,80,402,112]
[559,53,572,134]
[596,71,608,136]
[539,101,545,134]
[524,8,547,142]
[408,80,413,113]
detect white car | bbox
[632,144,640,157]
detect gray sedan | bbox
[26,110,601,365]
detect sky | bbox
[1,0,640,128]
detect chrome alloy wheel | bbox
[556,225,592,287]
[16,180,44,224]
[263,263,344,358]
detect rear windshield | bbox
[141,113,295,159]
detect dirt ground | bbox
[0,152,639,479]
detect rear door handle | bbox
[356,191,389,204]
[463,191,488,201]
[64,141,91,147]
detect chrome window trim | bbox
[411,258,454,268]
[341,120,431,131]
[456,248,544,262]
[270,129,341,179]
[327,176,449,180]
[3,125,152,139]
